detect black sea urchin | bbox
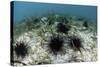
[69,36,83,51]
[83,20,88,28]
[14,41,29,58]
[57,23,70,33]
[48,36,64,54]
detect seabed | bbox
[12,14,97,66]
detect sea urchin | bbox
[14,41,29,58]
[48,36,64,54]
[69,36,83,51]
[57,23,70,33]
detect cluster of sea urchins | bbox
[13,15,84,61]
[48,21,83,55]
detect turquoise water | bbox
[12,1,97,23]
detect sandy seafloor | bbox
[12,14,97,66]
